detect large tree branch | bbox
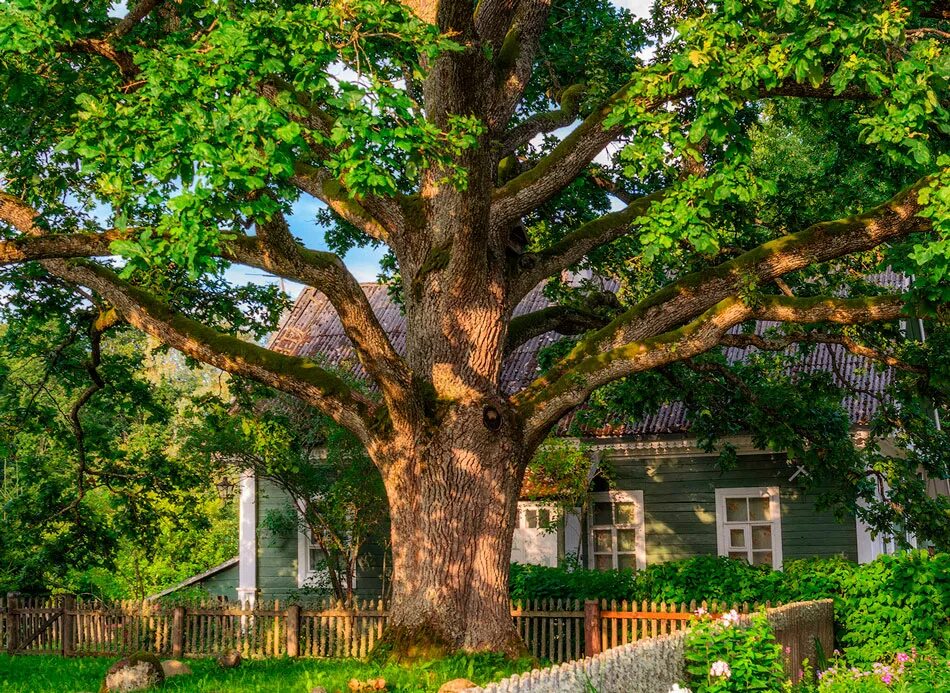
[569,177,933,355]
[509,189,664,302]
[487,0,553,131]
[474,0,520,48]
[491,83,630,230]
[718,331,926,373]
[48,259,377,440]
[290,165,397,244]
[500,84,587,153]
[491,78,882,229]
[514,294,907,445]
[246,212,415,415]
[504,299,616,355]
[0,191,413,441]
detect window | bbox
[715,487,782,569]
[588,490,645,570]
[518,504,553,529]
[297,525,355,590]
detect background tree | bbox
[185,385,390,607]
[0,299,237,598]
[0,0,948,655]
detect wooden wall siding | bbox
[609,454,858,564]
[255,480,387,600]
[4,595,800,666]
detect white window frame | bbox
[587,490,646,571]
[296,524,357,591]
[516,502,557,531]
[715,487,783,569]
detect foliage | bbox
[836,551,950,663]
[511,551,950,664]
[182,381,389,605]
[0,307,236,599]
[509,555,787,605]
[0,652,535,693]
[683,610,785,692]
[810,650,950,692]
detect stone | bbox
[100,652,165,693]
[217,649,242,668]
[310,688,329,693]
[438,679,478,693]
[160,659,192,677]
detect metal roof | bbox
[269,273,907,436]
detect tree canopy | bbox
[1,0,948,653]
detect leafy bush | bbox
[683,610,785,692]
[636,556,788,605]
[510,556,787,605]
[511,551,950,662]
[837,550,950,662]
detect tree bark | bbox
[373,403,528,658]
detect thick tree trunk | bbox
[374,403,528,658]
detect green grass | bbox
[0,653,536,692]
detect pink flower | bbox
[720,609,740,626]
[896,652,910,663]
[881,673,893,685]
[694,607,707,617]
[709,660,732,679]
[784,646,792,655]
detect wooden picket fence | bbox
[1,594,773,664]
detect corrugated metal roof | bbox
[270,272,907,436]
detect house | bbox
[174,276,949,604]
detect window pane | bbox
[751,525,772,550]
[752,551,773,566]
[538,508,551,527]
[593,502,613,525]
[615,502,638,525]
[728,551,748,562]
[618,554,637,570]
[730,528,745,548]
[749,497,770,521]
[617,529,637,552]
[595,554,613,570]
[525,508,538,529]
[594,529,613,553]
[725,498,747,522]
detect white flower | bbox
[720,609,740,626]
[709,660,732,679]
[669,685,692,693]
[694,607,707,617]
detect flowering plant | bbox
[814,649,950,691]
[684,610,785,692]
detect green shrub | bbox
[783,557,856,602]
[509,561,640,603]
[509,556,787,605]
[511,551,949,662]
[636,556,788,605]
[683,610,785,692]
[837,550,950,663]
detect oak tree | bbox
[1,0,949,655]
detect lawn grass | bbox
[0,653,535,692]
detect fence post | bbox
[583,599,601,658]
[171,606,185,659]
[6,593,18,655]
[62,595,76,657]
[285,604,300,657]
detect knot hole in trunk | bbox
[482,404,502,431]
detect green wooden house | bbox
[163,276,949,603]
